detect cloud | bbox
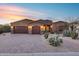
[0,5,24,12]
[0,13,27,20]
[0,5,46,22]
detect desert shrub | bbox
[42,30,49,34]
[41,31,45,34]
[63,30,71,37]
[50,31,54,34]
[44,32,49,39]
[0,25,3,34]
[63,29,78,39]
[0,29,3,34]
[59,38,63,43]
[71,31,78,39]
[2,25,11,33]
[43,30,50,39]
[0,24,11,33]
[49,35,63,47]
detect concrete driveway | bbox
[0,33,79,55]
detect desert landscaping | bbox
[0,32,79,55]
[0,19,79,56]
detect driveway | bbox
[0,33,79,54]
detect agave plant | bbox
[49,35,63,47]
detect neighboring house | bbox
[51,21,68,33]
[11,19,53,34]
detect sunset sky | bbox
[0,3,79,24]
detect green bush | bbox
[50,31,54,34]
[63,29,78,39]
[63,30,71,37]
[0,24,11,33]
[44,32,49,39]
[71,31,78,39]
[2,25,11,32]
[43,30,50,39]
[42,30,49,34]
[49,35,63,47]
[0,25,3,34]
[41,31,46,34]
[0,29,3,34]
[59,38,63,43]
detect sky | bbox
[0,3,79,24]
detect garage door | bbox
[14,26,28,33]
[32,26,40,34]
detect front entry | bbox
[32,26,40,34]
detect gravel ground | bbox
[0,33,79,55]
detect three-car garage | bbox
[12,26,41,34]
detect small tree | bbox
[0,25,3,34]
[2,24,11,33]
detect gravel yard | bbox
[0,33,79,55]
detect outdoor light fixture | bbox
[11,26,13,29]
[40,26,45,31]
[28,26,32,30]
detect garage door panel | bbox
[32,26,40,34]
[14,26,28,33]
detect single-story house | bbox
[51,21,68,33]
[11,19,53,34]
